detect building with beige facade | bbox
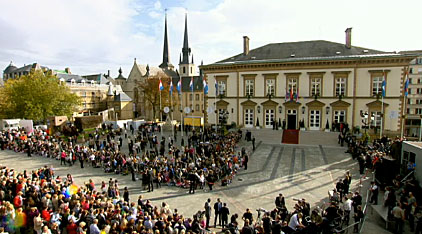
[201,29,416,135]
[2,62,133,120]
[400,52,422,138]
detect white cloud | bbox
[1,0,422,78]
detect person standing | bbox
[204,198,212,230]
[353,205,364,233]
[147,169,154,192]
[369,181,379,205]
[221,203,230,228]
[79,153,84,169]
[275,193,285,209]
[252,137,256,151]
[241,219,254,234]
[243,154,249,170]
[123,187,130,203]
[392,202,405,234]
[214,198,222,227]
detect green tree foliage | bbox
[0,70,80,122]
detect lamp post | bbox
[218,109,229,135]
[360,110,374,135]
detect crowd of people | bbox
[342,132,422,234]
[0,124,250,195]
[1,121,421,234]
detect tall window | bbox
[334,110,346,123]
[287,78,298,94]
[266,79,275,96]
[310,78,321,96]
[335,77,346,96]
[370,111,382,127]
[245,79,254,96]
[372,76,383,96]
[189,94,193,101]
[218,80,226,95]
[195,94,200,101]
[195,104,200,111]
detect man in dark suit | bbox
[221,203,230,228]
[214,198,222,227]
[147,168,154,192]
[275,193,285,209]
[204,198,212,230]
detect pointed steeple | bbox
[179,53,182,64]
[191,54,194,64]
[159,12,174,70]
[181,13,191,64]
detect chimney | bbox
[243,36,250,55]
[345,28,352,49]
[65,67,71,74]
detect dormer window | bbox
[70,79,76,85]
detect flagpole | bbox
[400,70,408,140]
[192,78,194,132]
[380,73,384,139]
[179,75,184,138]
[380,94,384,139]
[215,80,217,132]
[171,88,174,139]
[160,89,163,136]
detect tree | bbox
[0,70,80,122]
[137,73,178,120]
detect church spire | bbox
[159,12,173,70]
[181,13,191,64]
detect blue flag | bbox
[203,77,208,95]
[381,79,386,97]
[215,80,218,96]
[177,78,182,94]
[169,80,173,95]
[190,77,194,92]
[159,79,164,91]
[404,78,409,97]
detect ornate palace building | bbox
[201,29,417,135]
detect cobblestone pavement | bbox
[0,129,404,233]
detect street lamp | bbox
[360,111,374,135]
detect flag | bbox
[189,77,194,92]
[159,79,164,91]
[381,80,386,97]
[285,91,290,101]
[169,79,173,95]
[177,78,182,94]
[404,78,409,97]
[215,80,218,96]
[203,77,208,95]
[289,87,294,101]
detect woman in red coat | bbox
[66,219,78,234]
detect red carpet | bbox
[282,130,299,144]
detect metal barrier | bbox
[400,170,414,183]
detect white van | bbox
[0,119,21,131]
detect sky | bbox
[1,0,421,78]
